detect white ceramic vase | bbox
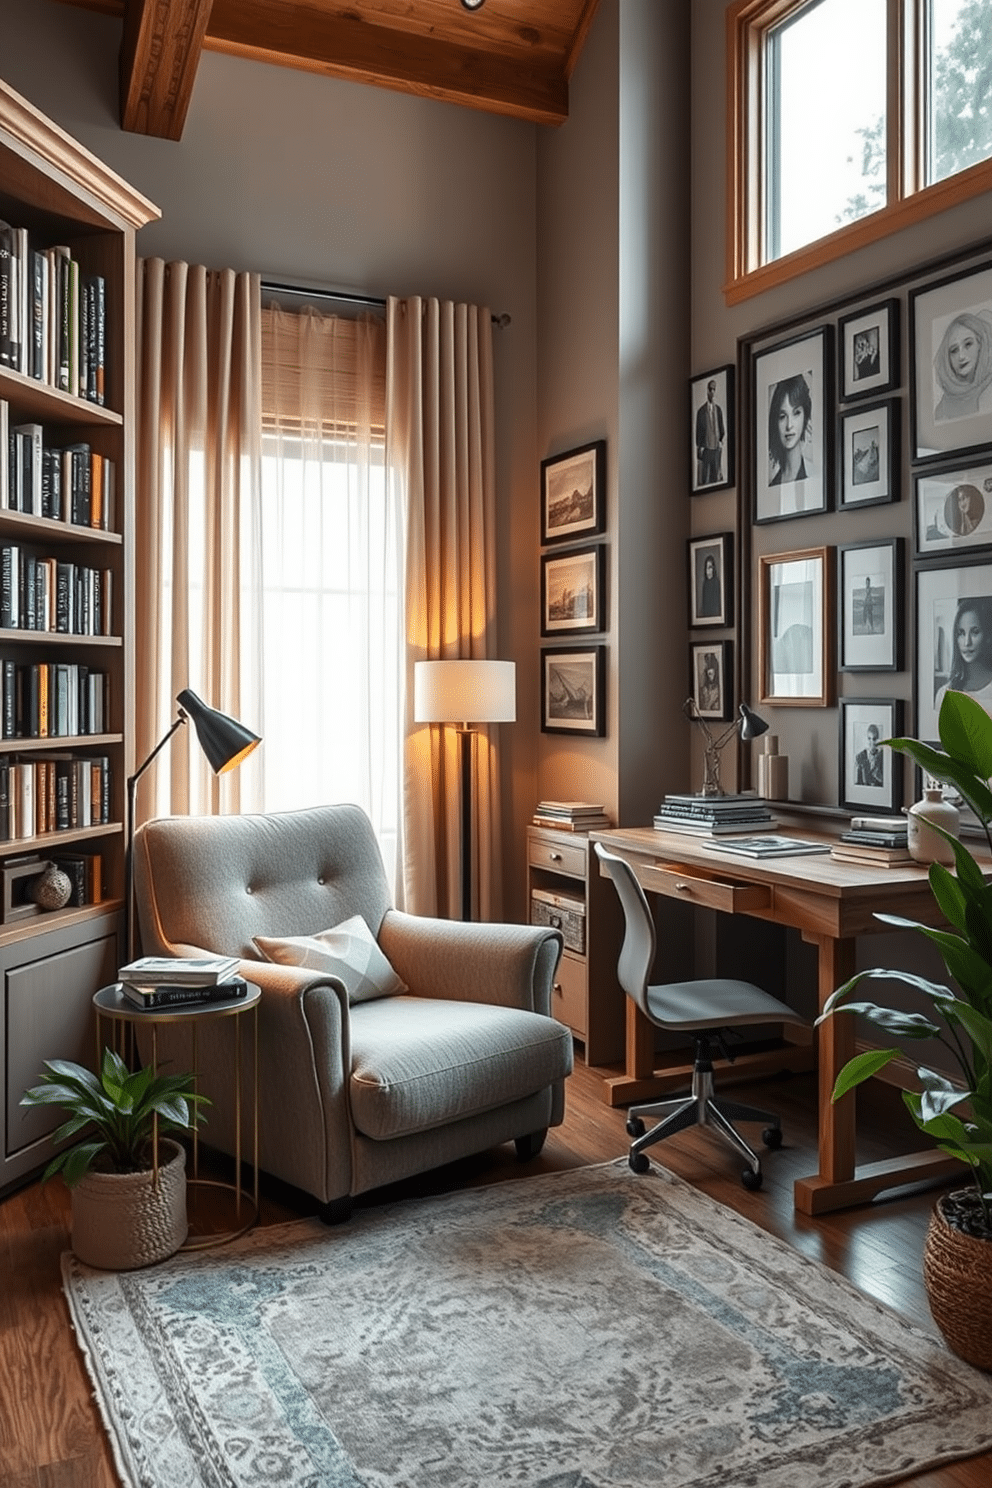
[907,787,960,865]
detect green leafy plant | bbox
[818,688,992,1234]
[21,1047,209,1188]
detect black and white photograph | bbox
[540,441,606,545]
[839,698,902,815]
[838,299,899,402]
[839,539,901,672]
[690,365,734,493]
[915,560,992,742]
[690,640,732,721]
[753,328,832,522]
[914,457,992,557]
[688,532,733,628]
[541,645,606,736]
[910,259,992,463]
[540,545,605,637]
[758,546,832,706]
[839,399,899,509]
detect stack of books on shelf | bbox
[830,816,912,866]
[653,791,777,836]
[532,800,611,832]
[117,955,249,1011]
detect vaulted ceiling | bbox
[56,0,601,140]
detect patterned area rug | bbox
[62,1161,992,1488]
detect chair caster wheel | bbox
[742,1167,763,1191]
[629,1151,651,1174]
[626,1117,646,1138]
[762,1126,783,1149]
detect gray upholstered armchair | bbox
[132,804,571,1220]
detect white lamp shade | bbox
[414,659,516,725]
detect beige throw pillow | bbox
[252,915,406,1004]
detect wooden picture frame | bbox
[540,441,606,545]
[915,558,992,743]
[914,455,992,557]
[838,698,903,815]
[690,365,735,493]
[910,258,992,465]
[838,398,900,509]
[753,326,832,523]
[690,640,732,721]
[688,532,733,628]
[838,298,900,402]
[540,645,606,735]
[758,546,833,706]
[540,545,605,637]
[838,538,902,672]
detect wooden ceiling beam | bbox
[119,0,214,140]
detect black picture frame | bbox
[838,298,900,402]
[540,441,606,545]
[690,365,735,493]
[915,557,992,743]
[838,538,902,672]
[913,454,992,558]
[690,640,733,721]
[910,258,992,465]
[838,398,900,509]
[753,326,833,523]
[540,645,606,735]
[540,544,606,638]
[688,532,733,628]
[838,698,903,815]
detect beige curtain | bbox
[387,297,503,919]
[134,260,263,825]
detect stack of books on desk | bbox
[117,955,249,1010]
[653,791,778,836]
[532,800,611,831]
[830,816,912,866]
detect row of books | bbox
[1,406,116,527]
[830,814,911,866]
[0,223,107,403]
[0,753,111,841]
[0,544,113,635]
[532,799,611,831]
[117,955,249,1010]
[654,791,777,836]
[50,851,104,907]
[1,661,109,740]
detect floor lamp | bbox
[414,659,516,921]
[124,688,262,961]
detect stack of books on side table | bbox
[532,800,612,831]
[653,791,778,836]
[830,815,912,866]
[117,955,249,1010]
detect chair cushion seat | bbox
[646,978,802,1030]
[349,996,573,1140]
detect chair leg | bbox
[711,1096,781,1130]
[629,1095,699,1158]
[704,1099,762,1177]
[514,1129,548,1162]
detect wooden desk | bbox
[590,826,964,1216]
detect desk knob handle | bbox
[553,981,562,994]
[675,881,691,893]
[549,851,562,862]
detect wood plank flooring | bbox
[1,1058,990,1487]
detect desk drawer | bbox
[551,950,586,1039]
[637,859,772,914]
[528,835,587,878]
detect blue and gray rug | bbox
[62,1160,992,1488]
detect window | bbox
[729,0,992,301]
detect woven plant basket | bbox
[923,1190,992,1372]
[71,1139,188,1271]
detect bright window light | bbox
[928,0,992,185]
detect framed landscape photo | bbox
[541,645,606,736]
[838,698,903,815]
[690,365,734,493]
[540,441,606,545]
[690,640,732,721]
[540,545,605,637]
[838,539,902,672]
[758,546,833,706]
[838,399,899,509]
[914,456,992,557]
[753,327,832,523]
[910,259,992,464]
[688,532,733,628]
[915,559,992,743]
[838,299,899,402]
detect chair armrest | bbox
[377,912,563,1015]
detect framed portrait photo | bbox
[688,532,733,628]
[910,259,992,464]
[913,456,992,557]
[541,645,606,736]
[758,546,833,706]
[690,640,732,722]
[838,539,902,672]
[915,558,992,743]
[838,299,900,402]
[838,698,903,815]
[690,365,735,493]
[540,440,606,545]
[753,327,832,523]
[540,544,605,638]
[838,399,900,509]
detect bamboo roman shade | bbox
[260,305,386,436]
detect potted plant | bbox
[22,1046,209,1270]
[819,688,992,1370]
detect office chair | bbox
[595,843,807,1190]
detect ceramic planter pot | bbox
[70,1139,187,1270]
[923,1190,992,1371]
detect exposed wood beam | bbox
[119,0,214,140]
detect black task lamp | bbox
[124,688,261,959]
[683,696,768,798]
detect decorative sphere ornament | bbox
[27,862,73,911]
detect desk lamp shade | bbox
[413,660,516,727]
[176,688,261,773]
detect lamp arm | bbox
[124,711,187,963]
[127,709,187,793]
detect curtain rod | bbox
[261,279,510,328]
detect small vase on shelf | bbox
[907,786,960,865]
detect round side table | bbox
[93,982,261,1250]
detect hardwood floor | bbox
[1,1058,989,1487]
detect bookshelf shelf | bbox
[0,365,123,426]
